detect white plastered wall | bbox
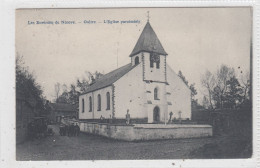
[79,94,90,119]
[145,82,168,123]
[131,53,142,66]
[79,86,113,119]
[114,64,146,119]
[142,52,166,82]
[166,64,191,120]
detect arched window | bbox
[82,99,85,113]
[154,88,159,100]
[89,96,92,112]
[106,92,110,110]
[97,94,101,111]
[156,61,160,69]
[150,54,154,68]
[135,56,139,65]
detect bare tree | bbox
[239,71,250,103]
[214,65,235,108]
[202,96,210,109]
[201,65,243,109]
[54,82,61,101]
[62,84,68,93]
[201,70,216,109]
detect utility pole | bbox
[116,42,119,68]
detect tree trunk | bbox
[208,90,213,109]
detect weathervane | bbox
[147,11,150,22]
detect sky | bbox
[15,8,252,102]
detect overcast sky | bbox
[16,8,252,102]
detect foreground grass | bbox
[189,134,252,159]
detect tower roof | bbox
[130,22,167,57]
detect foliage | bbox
[201,64,251,109]
[55,71,103,104]
[16,54,45,112]
[178,71,189,86]
[224,76,243,108]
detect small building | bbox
[16,94,37,144]
[78,21,191,123]
[48,103,77,123]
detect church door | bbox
[153,106,160,123]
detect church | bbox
[78,20,191,123]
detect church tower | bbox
[130,21,168,83]
[130,21,167,83]
[130,19,169,123]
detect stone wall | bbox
[79,118,148,124]
[66,119,212,141]
[133,124,212,140]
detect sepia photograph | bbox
[15,7,252,161]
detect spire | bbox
[147,11,150,22]
[130,21,167,57]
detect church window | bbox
[154,88,159,100]
[97,94,101,111]
[106,92,110,110]
[82,99,85,113]
[156,61,160,69]
[150,53,160,68]
[89,96,92,112]
[150,54,154,68]
[135,56,139,65]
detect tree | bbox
[239,71,250,104]
[54,70,103,105]
[178,71,189,86]
[55,83,79,104]
[54,82,61,101]
[76,78,89,93]
[202,96,210,109]
[16,54,45,113]
[224,76,243,108]
[201,70,216,109]
[76,71,104,92]
[213,65,235,109]
[94,71,103,80]
[201,64,249,109]
[190,83,197,104]
[68,84,80,104]
[62,84,68,93]
[56,92,69,103]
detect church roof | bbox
[130,22,167,57]
[82,63,136,94]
